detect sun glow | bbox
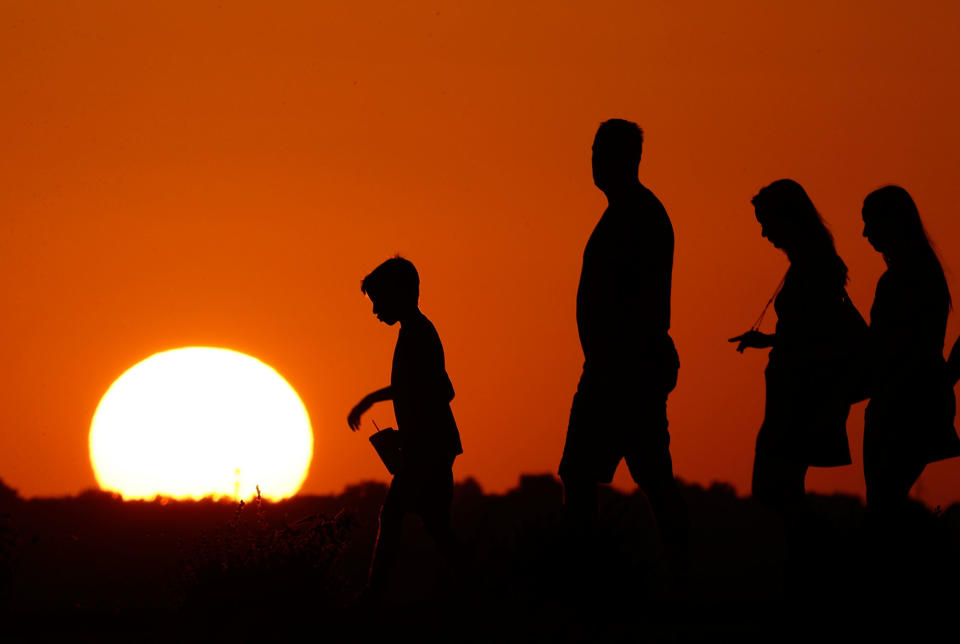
[89,347,313,501]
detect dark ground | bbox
[0,474,957,642]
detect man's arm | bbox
[347,386,392,431]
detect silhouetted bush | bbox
[180,488,352,627]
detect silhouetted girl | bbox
[731,179,855,513]
[861,186,960,510]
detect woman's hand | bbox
[728,330,774,353]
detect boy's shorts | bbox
[382,461,454,521]
[558,376,673,485]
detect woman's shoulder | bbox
[784,256,846,296]
[880,261,947,299]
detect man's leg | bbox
[559,388,612,528]
[625,397,689,578]
[627,447,689,578]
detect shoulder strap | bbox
[750,272,787,332]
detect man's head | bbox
[361,256,420,325]
[592,119,643,193]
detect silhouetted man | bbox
[559,119,688,574]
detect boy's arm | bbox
[347,386,392,431]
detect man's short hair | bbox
[594,118,643,165]
[361,256,420,302]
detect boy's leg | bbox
[368,475,408,595]
[419,465,458,562]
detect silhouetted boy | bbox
[347,256,463,598]
[559,119,688,575]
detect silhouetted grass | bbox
[179,487,352,631]
[1,474,959,639]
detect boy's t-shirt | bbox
[391,311,463,465]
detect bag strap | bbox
[750,272,787,332]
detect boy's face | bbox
[368,292,401,325]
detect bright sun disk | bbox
[89,347,313,501]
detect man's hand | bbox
[728,330,773,354]
[948,337,960,387]
[347,397,371,431]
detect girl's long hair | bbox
[863,185,952,309]
[752,178,848,286]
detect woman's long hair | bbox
[752,178,849,286]
[863,185,951,309]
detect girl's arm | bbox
[729,330,775,353]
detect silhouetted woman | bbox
[731,179,854,514]
[861,186,960,511]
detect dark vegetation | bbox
[0,475,957,641]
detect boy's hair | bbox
[361,256,420,302]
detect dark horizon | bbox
[2,472,957,638]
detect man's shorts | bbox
[558,371,673,485]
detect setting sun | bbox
[89,347,313,501]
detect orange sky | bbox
[2,1,959,506]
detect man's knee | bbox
[626,448,675,492]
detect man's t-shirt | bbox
[575,183,676,391]
[391,311,463,464]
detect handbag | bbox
[835,289,870,403]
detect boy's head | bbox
[361,256,420,325]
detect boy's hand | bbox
[347,398,371,431]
